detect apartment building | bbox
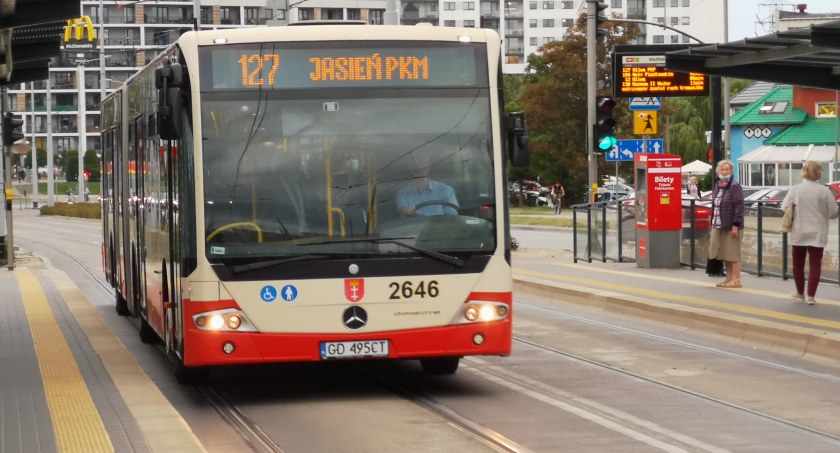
[278,0,726,74]
[8,0,269,162]
[7,0,725,161]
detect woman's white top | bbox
[781,180,838,247]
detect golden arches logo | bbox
[64,16,96,42]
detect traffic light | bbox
[594,96,617,152]
[595,1,609,40]
[2,112,23,147]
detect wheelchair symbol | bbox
[260,285,278,302]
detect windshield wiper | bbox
[230,254,334,274]
[305,237,465,268]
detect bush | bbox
[40,202,101,219]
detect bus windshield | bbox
[200,88,496,261]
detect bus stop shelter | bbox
[665,20,840,91]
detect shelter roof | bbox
[666,20,840,91]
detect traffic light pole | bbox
[586,1,597,202]
[2,87,14,269]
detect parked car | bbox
[598,182,634,201]
[508,181,549,206]
[619,192,711,238]
[746,188,789,209]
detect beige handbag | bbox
[781,187,796,233]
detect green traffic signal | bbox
[598,135,617,150]
[594,95,617,152]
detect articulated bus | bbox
[101,24,528,382]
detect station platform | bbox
[0,251,206,453]
[513,248,840,364]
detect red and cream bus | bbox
[101,24,528,382]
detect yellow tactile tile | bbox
[16,270,114,453]
[46,269,206,453]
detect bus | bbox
[101,24,528,383]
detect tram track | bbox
[510,301,840,445]
[355,364,532,453]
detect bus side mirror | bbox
[506,111,529,167]
[157,61,185,140]
[159,87,183,140]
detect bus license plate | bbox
[320,340,389,359]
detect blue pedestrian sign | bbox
[629,97,662,111]
[605,139,665,161]
[280,285,298,302]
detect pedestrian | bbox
[686,176,700,198]
[709,159,744,288]
[550,182,565,214]
[781,161,838,304]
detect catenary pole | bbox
[3,87,14,269]
[586,1,597,202]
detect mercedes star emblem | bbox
[342,306,368,330]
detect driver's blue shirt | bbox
[397,180,459,216]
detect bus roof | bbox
[178,24,499,47]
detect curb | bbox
[514,275,840,364]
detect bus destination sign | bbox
[202,43,487,90]
[615,54,708,98]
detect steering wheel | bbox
[207,222,264,243]
[414,200,460,214]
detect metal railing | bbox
[572,199,840,286]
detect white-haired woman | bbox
[709,160,744,288]
[781,161,838,304]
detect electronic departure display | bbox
[200,43,487,90]
[614,54,708,98]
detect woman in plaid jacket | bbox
[709,160,744,288]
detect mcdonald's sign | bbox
[63,16,96,50]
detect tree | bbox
[64,149,100,182]
[520,13,638,204]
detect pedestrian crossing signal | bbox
[594,96,617,151]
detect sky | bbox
[728,0,839,41]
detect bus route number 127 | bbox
[238,54,280,87]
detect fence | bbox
[572,200,840,286]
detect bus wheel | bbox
[115,290,130,316]
[420,357,460,375]
[175,361,210,385]
[139,314,159,344]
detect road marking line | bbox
[513,268,840,331]
[466,358,728,453]
[15,270,115,453]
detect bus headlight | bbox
[209,315,225,330]
[454,302,510,324]
[478,305,496,322]
[193,309,257,332]
[464,305,479,321]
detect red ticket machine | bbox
[634,153,682,268]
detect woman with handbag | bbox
[781,161,838,304]
[709,160,744,288]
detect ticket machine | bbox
[634,153,682,268]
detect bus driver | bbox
[397,153,459,217]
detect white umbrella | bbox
[682,160,712,176]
